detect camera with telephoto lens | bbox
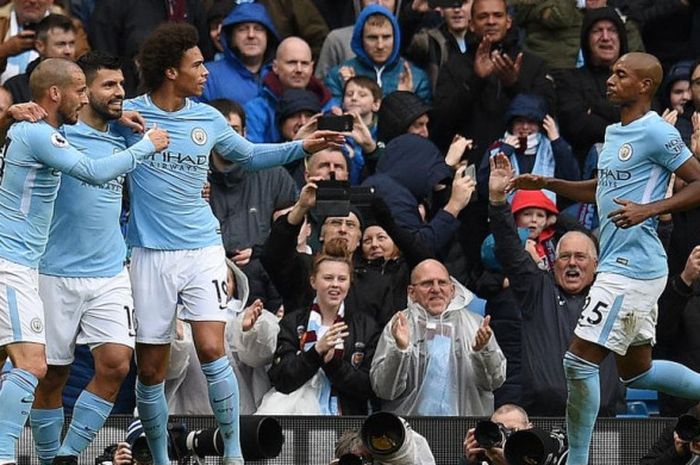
[474,420,514,449]
[504,427,569,465]
[125,416,284,463]
[315,172,374,218]
[360,412,436,465]
[675,414,700,441]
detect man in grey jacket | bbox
[370,258,506,416]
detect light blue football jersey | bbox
[39,121,130,278]
[120,95,306,250]
[596,112,691,279]
[0,120,155,268]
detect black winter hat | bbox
[377,91,431,143]
[277,88,322,123]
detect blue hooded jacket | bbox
[362,134,458,255]
[199,3,279,105]
[324,5,432,103]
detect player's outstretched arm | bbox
[32,125,168,185]
[216,115,345,171]
[510,174,598,203]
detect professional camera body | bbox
[474,420,514,449]
[676,414,700,442]
[503,427,568,465]
[315,173,374,218]
[359,412,436,465]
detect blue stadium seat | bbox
[617,388,659,418]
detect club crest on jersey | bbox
[50,133,69,148]
[30,318,43,334]
[191,127,207,145]
[618,143,633,161]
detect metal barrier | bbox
[16,415,676,465]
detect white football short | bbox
[38,267,135,365]
[129,246,228,344]
[574,272,667,356]
[0,257,44,345]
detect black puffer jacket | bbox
[555,7,629,164]
[431,28,556,164]
[260,214,396,327]
[268,304,380,415]
[489,201,625,416]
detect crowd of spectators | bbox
[4,0,700,446]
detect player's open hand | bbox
[241,299,264,332]
[608,198,653,228]
[146,124,169,151]
[302,130,345,153]
[472,315,493,351]
[7,102,47,122]
[508,173,547,192]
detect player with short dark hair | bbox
[122,23,341,465]
[0,57,168,464]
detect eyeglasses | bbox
[556,252,591,263]
[325,218,359,230]
[411,279,452,290]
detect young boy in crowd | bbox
[510,190,559,271]
[476,93,579,204]
[342,75,382,184]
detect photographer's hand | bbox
[673,432,690,457]
[484,446,508,465]
[444,165,477,217]
[288,178,320,225]
[113,442,132,465]
[464,428,486,463]
[445,135,473,168]
[346,111,376,153]
[293,113,320,141]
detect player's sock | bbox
[135,380,170,465]
[0,368,38,462]
[201,356,242,460]
[625,360,700,397]
[57,390,113,456]
[30,407,64,465]
[563,351,600,465]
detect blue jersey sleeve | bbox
[30,124,155,185]
[649,121,691,172]
[212,111,307,171]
